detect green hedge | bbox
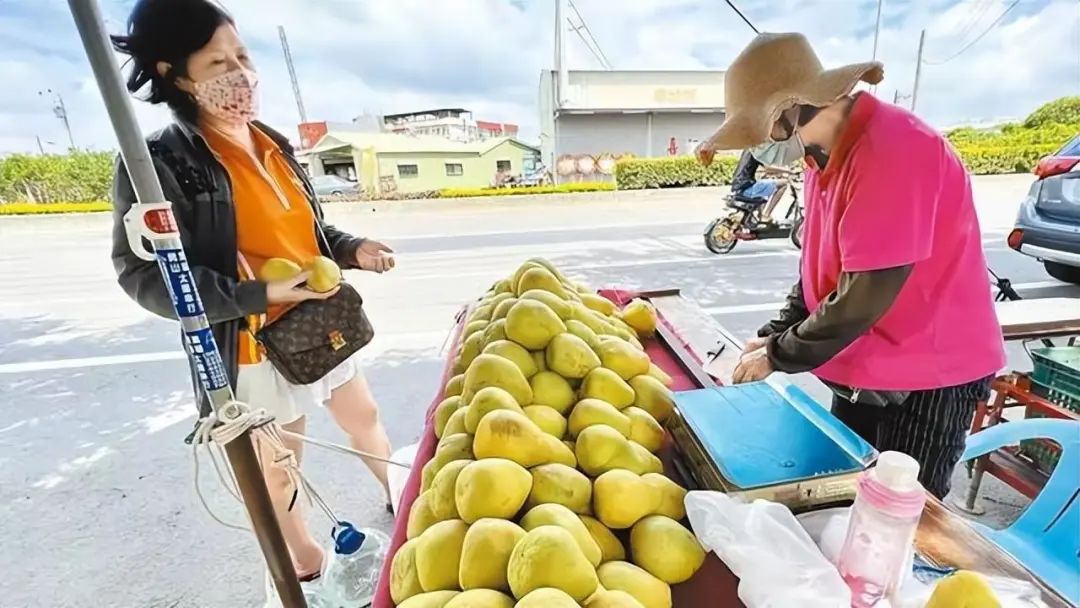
[0,151,113,203]
[1023,96,1080,129]
[615,155,738,189]
[952,144,1060,175]
[0,201,112,216]
[439,182,614,198]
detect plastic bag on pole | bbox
[685,491,851,608]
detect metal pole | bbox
[278,26,308,124]
[870,0,884,93]
[58,94,76,149]
[911,29,926,113]
[64,1,305,606]
[554,0,569,106]
[36,136,45,155]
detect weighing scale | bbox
[668,378,879,512]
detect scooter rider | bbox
[730,149,789,222]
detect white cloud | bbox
[0,0,1076,155]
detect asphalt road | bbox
[1,175,1077,607]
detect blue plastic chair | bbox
[961,418,1080,605]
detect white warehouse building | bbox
[537,69,727,182]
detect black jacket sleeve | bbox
[757,279,811,338]
[766,265,914,373]
[110,156,268,324]
[318,217,366,270]
[730,150,760,194]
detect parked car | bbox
[310,174,361,199]
[1008,133,1080,284]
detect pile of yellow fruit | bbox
[391,259,706,608]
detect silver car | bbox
[310,174,361,199]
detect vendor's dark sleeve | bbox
[756,279,810,338]
[766,265,914,373]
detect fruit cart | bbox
[373,285,1074,607]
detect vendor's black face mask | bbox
[796,105,830,168]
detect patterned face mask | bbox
[192,68,259,125]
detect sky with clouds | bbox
[0,0,1077,154]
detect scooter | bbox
[703,170,804,254]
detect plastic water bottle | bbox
[836,451,927,607]
[319,522,390,607]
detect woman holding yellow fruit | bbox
[109,0,394,582]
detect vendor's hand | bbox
[355,239,395,273]
[743,336,769,353]
[266,272,338,304]
[732,347,774,384]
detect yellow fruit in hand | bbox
[303,255,342,293]
[926,570,1001,608]
[259,257,302,282]
[459,518,527,592]
[629,516,705,584]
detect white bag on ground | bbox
[685,491,851,608]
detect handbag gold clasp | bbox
[329,330,347,351]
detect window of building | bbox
[398,164,419,178]
[445,163,464,177]
[496,160,512,172]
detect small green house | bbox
[303,131,539,194]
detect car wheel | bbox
[1044,261,1080,285]
[331,190,343,196]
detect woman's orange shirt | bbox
[202,125,321,365]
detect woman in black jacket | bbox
[111,0,393,580]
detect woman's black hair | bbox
[110,0,233,123]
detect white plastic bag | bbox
[685,491,851,608]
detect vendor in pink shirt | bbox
[698,33,1006,498]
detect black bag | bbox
[823,380,910,407]
[256,282,374,385]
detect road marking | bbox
[0,329,454,375]
[703,280,1076,317]
[381,219,701,241]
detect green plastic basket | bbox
[1029,346,1080,412]
[1020,346,1080,473]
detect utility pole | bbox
[40,89,76,150]
[554,0,569,106]
[870,0,884,93]
[278,26,308,124]
[36,136,45,155]
[911,29,926,113]
[65,1,305,606]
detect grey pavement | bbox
[1,174,1077,607]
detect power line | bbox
[567,0,612,69]
[723,0,759,34]
[923,0,1021,65]
[569,22,610,69]
[952,0,996,41]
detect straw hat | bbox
[697,33,884,165]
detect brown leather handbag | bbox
[256,282,375,385]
